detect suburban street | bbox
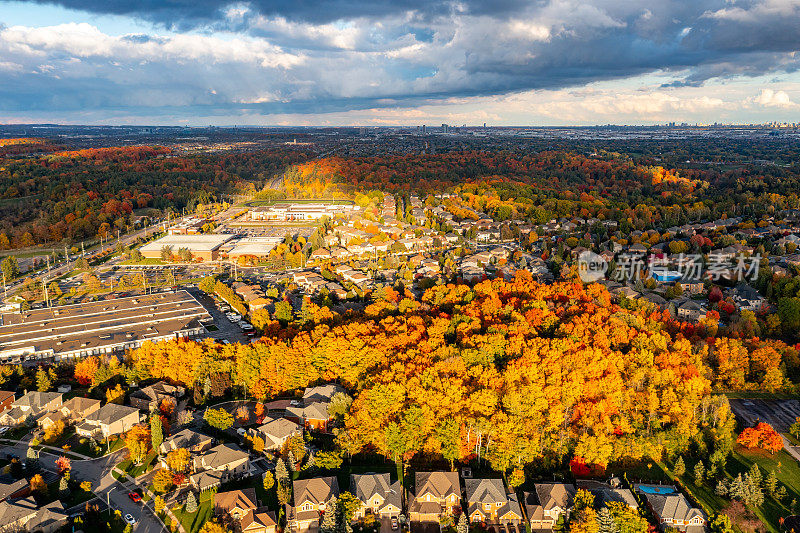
[0,442,165,533]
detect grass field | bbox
[171,498,214,533]
[662,445,800,533]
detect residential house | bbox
[286,383,346,432]
[160,428,214,455]
[675,300,707,322]
[465,478,523,527]
[0,497,67,533]
[37,411,66,431]
[215,488,258,520]
[288,476,340,531]
[0,392,14,414]
[129,381,185,411]
[524,483,576,530]
[0,478,29,502]
[728,283,766,312]
[408,471,461,523]
[75,403,140,438]
[248,416,301,451]
[215,488,278,533]
[60,397,101,422]
[635,486,705,533]
[0,392,62,427]
[351,473,402,520]
[190,444,250,491]
[575,480,638,510]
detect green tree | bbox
[457,513,469,533]
[709,514,733,533]
[673,456,685,478]
[694,462,705,485]
[274,301,293,324]
[160,245,174,262]
[150,414,164,451]
[203,408,234,431]
[36,367,52,392]
[1,256,19,281]
[275,458,289,484]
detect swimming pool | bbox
[638,485,676,495]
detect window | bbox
[485,504,491,511]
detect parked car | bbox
[391,518,399,530]
[124,514,137,525]
[128,492,142,503]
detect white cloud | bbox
[748,88,797,108]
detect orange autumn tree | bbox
[129,273,720,472]
[737,422,783,454]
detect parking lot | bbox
[728,398,800,432]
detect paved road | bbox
[0,443,165,533]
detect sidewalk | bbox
[0,438,93,460]
[113,467,185,533]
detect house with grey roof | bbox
[465,478,522,527]
[0,497,67,533]
[288,476,339,531]
[190,444,250,490]
[634,485,705,533]
[351,473,402,520]
[524,483,576,530]
[160,428,214,455]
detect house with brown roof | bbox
[351,473,402,520]
[0,497,67,533]
[465,478,522,527]
[75,403,140,438]
[288,476,339,531]
[215,488,277,533]
[408,472,461,523]
[248,416,302,451]
[524,483,576,530]
[285,383,346,433]
[129,381,185,411]
[159,428,214,455]
[60,397,101,422]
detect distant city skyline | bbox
[1,0,799,126]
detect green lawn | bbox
[117,450,158,479]
[171,497,214,533]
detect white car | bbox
[227,313,242,322]
[123,514,137,525]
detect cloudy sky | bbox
[0,0,799,125]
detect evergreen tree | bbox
[150,414,164,451]
[26,447,39,472]
[320,498,337,533]
[714,480,728,497]
[287,450,296,472]
[185,492,198,513]
[457,512,469,533]
[59,476,69,500]
[276,458,289,483]
[36,367,52,392]
[694,462,705,485]
[597,507,618,533]
[673,456,685,478]
[765,470,778,497]
[748,463,762,489]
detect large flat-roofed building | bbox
[250,203,356,222]
[227,237,283,260]
[0,290,211,364]
[139,234,234,261]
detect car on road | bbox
[124,514,137,525]
[128,492,142,503]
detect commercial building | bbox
[167,217,209,235]
[139,234,234,261]
[250,203,356,222]
[0,290,211,364]
[226,237,283,260]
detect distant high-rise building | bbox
[441,123,449,133]
[421,124,427,134]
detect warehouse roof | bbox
[139,234,234,254]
